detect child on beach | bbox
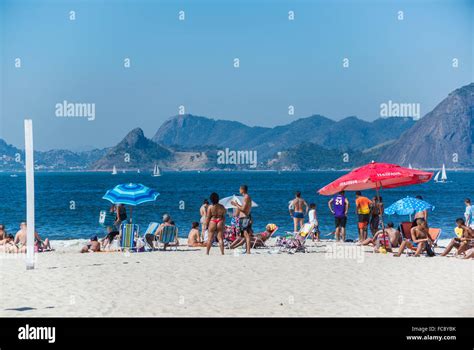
[188,222,205,247]
[308,203,320,241]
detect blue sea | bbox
[0,171,472,242]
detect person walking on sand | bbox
[206,193,226,255]
[231,185,253,254]
[355,191,372,242]
[199,199,209,241]
[308,203,320,241]
[289,191,309,233]
[328,191,349,242]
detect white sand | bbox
[0,239,472,317]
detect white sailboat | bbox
[441,163,447,182]
[434,164,447,183]
[408,163,412,169]
[112,165,117,175]
[137,169,140,174]
[152,164,161,177]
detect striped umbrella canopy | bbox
[102,183,159,206]
[385,196,435,216]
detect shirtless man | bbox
[199,199,209,241]
[441,218,474,256]
[231,185,253,254]
[394,218,431,257]
[289,191,308,233]
[188,222,205,247]
[14,222,51,253]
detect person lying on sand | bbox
[462,247,474,259]
[14,222,51,253]
[441,218,474,257]
[230,224,277,249]
[188,222,205,247]
[81,235,101,253]
[359,222,401,248]
[394,218,431,257]
[0,234,18,253]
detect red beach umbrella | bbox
[318,161,433,196]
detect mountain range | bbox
[1,83,473,171]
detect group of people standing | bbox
[194,184,254,255]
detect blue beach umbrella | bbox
[385,196,434,220]
[103,183,160,222]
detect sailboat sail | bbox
[408,163,412,169]
[112,165,117,175]
[434,171,440,182]
[441,164,447,181]
[152,164,161,177]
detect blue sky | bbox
[0,0,472,150]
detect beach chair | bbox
[278,223,314,253]
[251,226,279,249]
[120,223,139,252]
[156,225,179,251]
[428,228,441,248]
[143,222,160,251]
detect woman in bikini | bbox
[205,192,226,255]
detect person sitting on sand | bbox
[0,234,17,253]
[441,218,474,257]
[230,223,277,249]
[462,247,474,259]
[14,222,51,253]
[144,213,172,249]
[188,222,205,247]
[81,235,101,253]
[394,218,431,257]
[360,222,401,248]
[206,192,226,255]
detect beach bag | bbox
[425,242,435,257]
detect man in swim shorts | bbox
[231,185,253,254]
[289,191,309,233]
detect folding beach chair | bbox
[251,226,279,249]
[278,223,314,253]
[142,222,160,251]
[120,223,139,252]
[156,225,179,251]
[428,228,441,248]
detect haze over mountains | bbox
[1,83,473,171]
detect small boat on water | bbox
[137,169,140,174]
[408,163,413,169]
[434,164,447,183]
[152,164,161,177]
[112,165,117,175]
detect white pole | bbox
[24,119,35,270]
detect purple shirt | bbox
[333,194,346,218]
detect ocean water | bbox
[0,171,472,243]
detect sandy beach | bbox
[0,238,472,317]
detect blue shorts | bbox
[293,211,304,219]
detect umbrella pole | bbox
[130,206,133,224]
[376,186,387,246]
